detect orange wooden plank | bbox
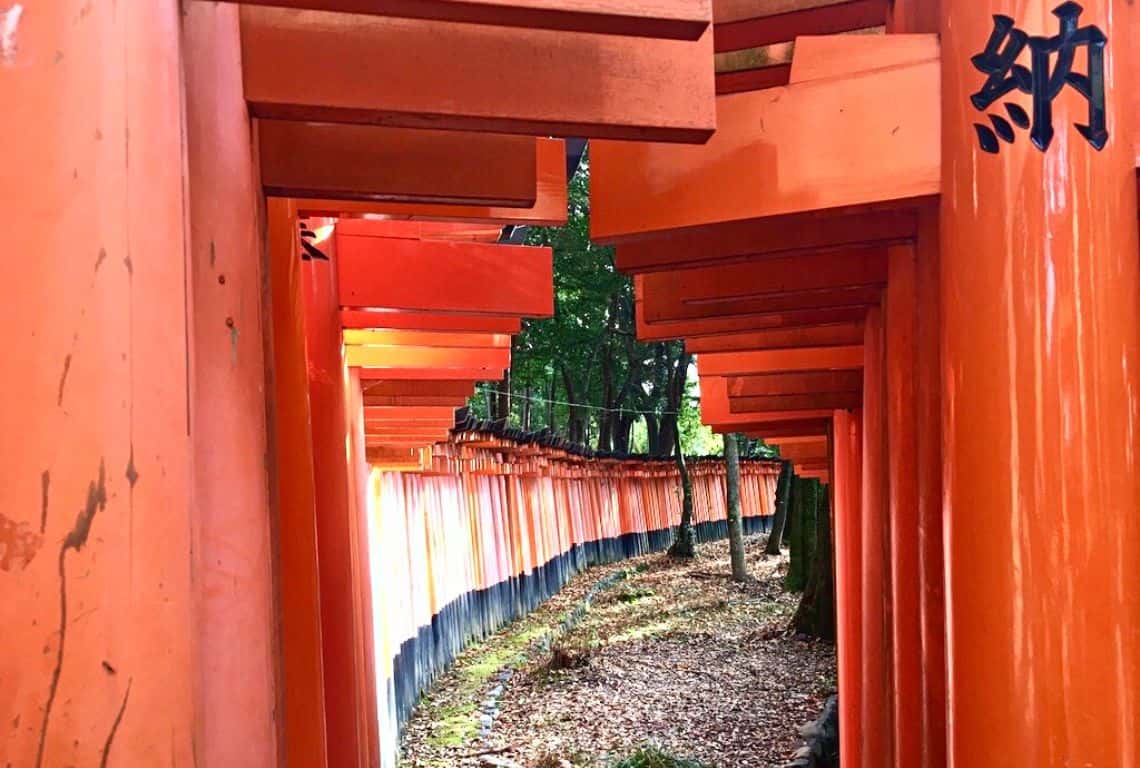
[362,395,471,407]
[775,441,831,462]
[362,380,476,397]
[729,391,863,411]
[714,0,886,52]
[259,121,536,206]
[341,311,523,334]
[337,235,553,317]
[295,138,568,225]
[228,0,710,38]
[767,435,830,448]
[344,330,511,349]
[364,419,457,430]
[739,418,833,438]
[363,406,458,420]
[241,7,716,142]
[636,297,868,341]
[726,370,863,395]
[701,374,835,420]
[591,36,939,240]
[687,322,863,353]
[615,208,915,272]
[699,345,864,376]
[789,31,937,83]
[357,367,505,380]
[346,345,511,370]
[641,247,887,322]
[326,220,504,242]
[716,64,791,94]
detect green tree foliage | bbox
[474,153,694,455]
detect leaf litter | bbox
[400,535,836,768]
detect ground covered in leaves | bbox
[400,535,836,768]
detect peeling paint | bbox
[0,513,43,572]
[40,470,49,533]
[1,5,22,68]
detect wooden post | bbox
[941,0,1140,763]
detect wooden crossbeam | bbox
[363,395,471,407]
[739,418,832,438]
[729,392,862,411]
[775,441,831,462]
[699,345,864,376]
[341,311,522,334]
[591,35,939,241]
[768,435,830,448]
[364,419,457,430]
[638,249,885,323]
[328,221,503,242]
[687,322,863,353]
[716,64,791,94]
[714,0,886,52]
[726,370,863,395]
[295,138,567,225]
[241,7,715,142]
[647,284,881,322]
[357,367,505,380]
[343,330,511,349]
[337,235,553,317]
[615,208,915,273]
[636,298,867,341]
[346,345,511,370]
[226,0,710,39]
[362,380,475,397]
[258,121,536,206]
[363,406,458,420]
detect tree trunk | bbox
[786,477,818,592]
[521,386,532,430]
[667,418,696,558]
[546,376,556,430]
[766,460,794,556]
[793,483,836,640]
[725,433,747,581]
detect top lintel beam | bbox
[240,7,716,143]
[227,0,710,39]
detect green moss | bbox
[424,702,479,748]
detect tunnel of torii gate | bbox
[2,1,1138,768]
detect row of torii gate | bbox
[5,1,1137,767]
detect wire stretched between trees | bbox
[474,383,693,417]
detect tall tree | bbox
[667,418,696,558]
[793,484,836,640]
[766,460,794,556]
[725,433,748,581]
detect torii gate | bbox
[3,2,1137,768]
[590,3,1140,768]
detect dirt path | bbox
[400,536,836,768]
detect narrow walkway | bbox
[400,537,836,768]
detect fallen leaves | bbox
[401,536,837,768]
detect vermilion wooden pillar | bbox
[913,208,945,768]
[860,306,892,768]
[942,1,1140,765]
[267,199,329,766]
[885,245,921,768]
[302,221,371,766]
[832,408,863,768]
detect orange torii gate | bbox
[591,4,1140,768]
[5,2,1139,768]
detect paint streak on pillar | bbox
[0,2,193,763]
[860,305,892,768]
[942,0,1140,764]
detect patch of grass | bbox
[608,746,711,768]
[615,587,656,603]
